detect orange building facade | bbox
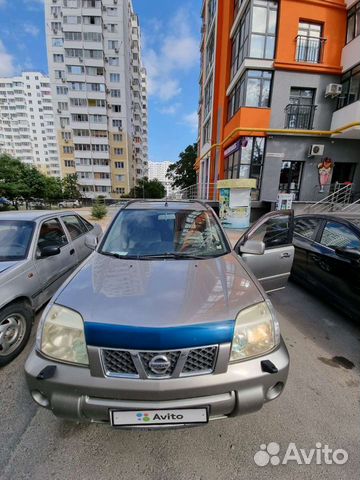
[197,0,360,206]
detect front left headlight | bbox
[37,304,89,366]
[230,300,280,362]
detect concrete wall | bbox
[260,136,360,202]
[270,71,340,130]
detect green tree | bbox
[166,143,198,190]
[44,176,63,203]
[0,154,31,202]
[127,177,166,199]
[62,173,81,199]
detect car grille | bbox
[102,345,218,379]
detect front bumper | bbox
[25,339,289,426]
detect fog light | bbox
[266,382,284,401]
[31,390,50,408]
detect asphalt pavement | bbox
[0,281,359,480]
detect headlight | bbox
[230,301,280,362]
[38,305,89,366]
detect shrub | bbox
[91,199,107,220]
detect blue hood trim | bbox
[85,320,235,350]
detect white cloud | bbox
[24,0,44,10]
[0,40,16,76]
[158,103,181,115]
[24,23,40,37]
[182,111,198,132]
[0,0,7,8]
[143,7,199,102]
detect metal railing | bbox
[285,104,317,129]
[168,183,218,201]
[306,183,353,213]
[341,197,360,214]
[295,35,326,63]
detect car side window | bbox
[38,219,68,251]
[62,215,88,240]
[78,215,94,232]
[294,218,320,240]
[320,222,360,250]
[249,215,291,249]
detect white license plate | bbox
[110,408,208,427]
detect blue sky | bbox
[0,0,202,162]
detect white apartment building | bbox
[148,161,175,196]
[45,0,148,199]
[0,72,61,177]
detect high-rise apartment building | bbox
[0,72,61,177]
[148,161,175,196]
[45,0,148,198]
[197,0,360,206]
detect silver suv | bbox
[25,201,294,428]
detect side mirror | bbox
[85,233,98,250]
[335,247,360,261]
[40,245,61,258]
[239,239,265,255]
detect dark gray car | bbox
[26,201,294,428]
[0,211,102,366]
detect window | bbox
[231,5,250,78]
[107,7,118,16]
[115,161,124,168]
[111,89,121,97]
[89,114,107,123]
[56,86,68,95]
[112,105,121,112]
[249,214,292,249]
[64,16,81,24]
[108,40,119,50]
[113,119,122,128]
[84,49,103,59]
[296,22,324,63]
[62,215,87,240]
[87,83,106,92]
[224,137,265,199]
[115,187,125,195]
[70,98,87,107]
[52,38,64,47]
[113,133,123,142]
[37,219,68,251]
[64,0,80,7]
[86,66,104,76]
[58,101,68,111]
[116,175,125,181]
[337,63,360,110]
[228,70,272,118]
[285,88,316,129]
[250,0,278,60]
[63,146,74,154]
[64,160,75,167]
[203,118,211,144]
[67,65,84,75]
[206,31,215,74]
[64,31,82,41]
[53,54,64,64]
[114,147,123,155]
[320,222,360,250]
[83,16,101,25]
[83,32,102,42]
[294,217,321,240]
[346,1,360,43]
[88,98,106,107]
[279,161,303,200]
[204,74,213,117]
[108,57,119,66]
[72,113,88,122]
[55,70,65,80]
[207,0,216,27]
[65,48,83,58]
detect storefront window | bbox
[279,161,303,200]
[223,137,265,199]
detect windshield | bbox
[0,221,35,261]
[100,208,229,259]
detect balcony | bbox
[295,36,326,64]
[284,104,317,129]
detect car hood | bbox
[0,261,20,275]
[56,251,263,330]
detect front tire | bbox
[0,302,33,367]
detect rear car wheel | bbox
[0,302,33,367]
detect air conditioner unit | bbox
[118,126,122,131]
[325,83,342,98]
[104,57,109,63]
[79,57,83,62]
[61,78,66,83]
[115,48,119,53]
[104,25,108,30]
[57,108,61,113]
[309,144,325,157]
[53,12,58,18]
[64,139,69,143]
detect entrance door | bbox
[279,161,303,200]
[331,163,355,184]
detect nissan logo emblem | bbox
[148,355,171,375]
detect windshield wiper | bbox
[99,251,140,260]
[135,253,207,260]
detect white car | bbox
[58,200,81,208]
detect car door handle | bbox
[281,252,291,258]
[70,249,75,255]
